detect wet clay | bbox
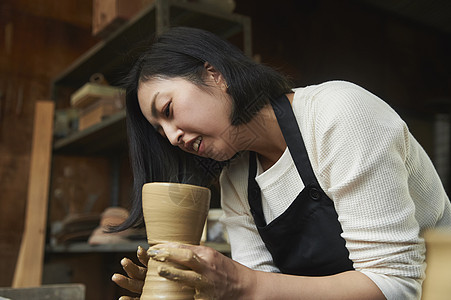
[141,182,210,300]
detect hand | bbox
[112,245,149,299]
[148,243,254,299]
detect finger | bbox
[111,273,144,294]
[121,258,147,280]
[118,297,139,300]
[148,246,203,271]
[137,246,150,267]
[157,265,211,289]
[148,242,182,251]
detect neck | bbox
[239,93,294,170]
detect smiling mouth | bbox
[193,136,202,152]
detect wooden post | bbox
[12,101,54,288]
[422,229,451,300]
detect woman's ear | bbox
[204,62,228,91]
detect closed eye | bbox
[163,101,171,118]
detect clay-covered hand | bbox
[112,245,149,298]
[148,243,253,299]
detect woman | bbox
[112,26,451,299]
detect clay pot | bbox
[141,182,211,300]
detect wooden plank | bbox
[12,101,55,288]
[70,83,124,108]
[0,284,85,300]
[422,229,451,300]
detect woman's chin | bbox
[196,150,234,162]
[211,151,237,162]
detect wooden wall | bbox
[0,0,449,297]
[237,0,451,114]
[235,0,451,156]
[0,0,99,287]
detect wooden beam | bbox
[0,284,85,299]
[13,101,55,288]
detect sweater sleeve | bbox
[304,82,426,299]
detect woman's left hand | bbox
[148,243,253,299]
[112,245,149,298]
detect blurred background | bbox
[0,0,450,299]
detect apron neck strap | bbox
[269,94,318,186]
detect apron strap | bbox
[269,95,318,186]
[248,151,267,226]
[248,93,319,227]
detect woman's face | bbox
[137,77,240,161]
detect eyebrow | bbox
[150,92,160,119]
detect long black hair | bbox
[116,27,292,230]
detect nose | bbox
[162,123,184,146]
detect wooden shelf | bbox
[53,110,127,155]
[46,241,230,254]
[51,0,251,154]
[48,0,248,270]
[51,0,251,102]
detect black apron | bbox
[247,94,354,276]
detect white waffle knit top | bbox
[219,81,451,299]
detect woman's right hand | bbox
[112,246,149,299]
